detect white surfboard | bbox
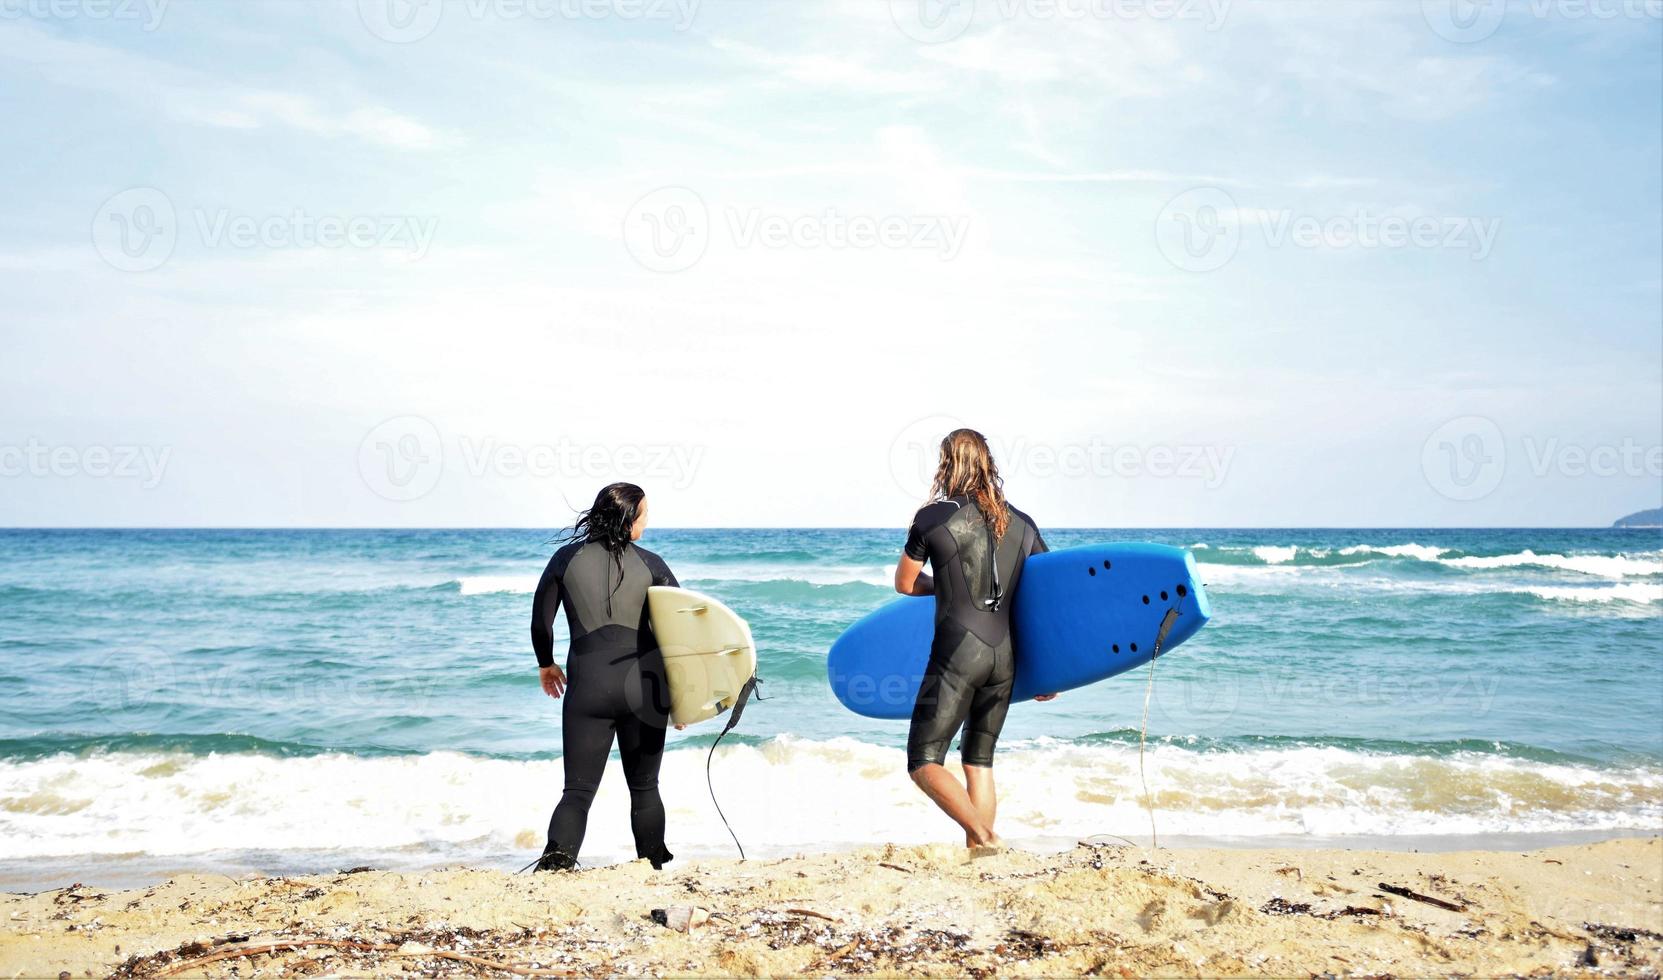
[646,586,757,728]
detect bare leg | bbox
[910,763,999,847]
[963,764,996,846]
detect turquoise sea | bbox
[0,528,1659,884]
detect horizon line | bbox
[0,525,1652,532]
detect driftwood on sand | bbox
[1377,881,1467,913]
[146,938,577,978]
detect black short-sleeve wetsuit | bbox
[531,539,678,868]
[903,497,1047,772]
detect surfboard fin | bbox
[1152,607,1180,658]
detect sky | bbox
[1,0,1660,528]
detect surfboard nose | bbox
[1183,549,1212,620]
[1165,548,1212,649]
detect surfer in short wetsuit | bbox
[894,429,1054,848]
[530,483,678,871]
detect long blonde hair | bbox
[929,428,1010,540]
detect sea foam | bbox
[1,738,1655,865]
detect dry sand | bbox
[2,837,1658,978]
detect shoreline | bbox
[2,829,1656,894]
[3,837,1658,977]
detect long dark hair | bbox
[560,482,645,553]
[557,482,645,615]
[930,428,1010,540]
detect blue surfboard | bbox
[827,543,1211,719]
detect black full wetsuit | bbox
[531,539,678,868]
[904,497,1047,773]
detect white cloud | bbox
[707,35,945,94]
[0,2,1655,526]
[0,21,447,150]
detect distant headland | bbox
[1613,507,1663,528]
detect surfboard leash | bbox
[1138,603,1183,851]
[706,674,761,861]
[515,844,579,874]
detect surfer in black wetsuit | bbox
[529,483,679,871]
[894,429,1054,848]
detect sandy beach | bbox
[3,836,1657,978]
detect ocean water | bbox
[0,528,1659,884]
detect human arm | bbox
[895,553,934,596]
[641,548,679,588]
[531,550,568,698]
[896,514,935,595]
